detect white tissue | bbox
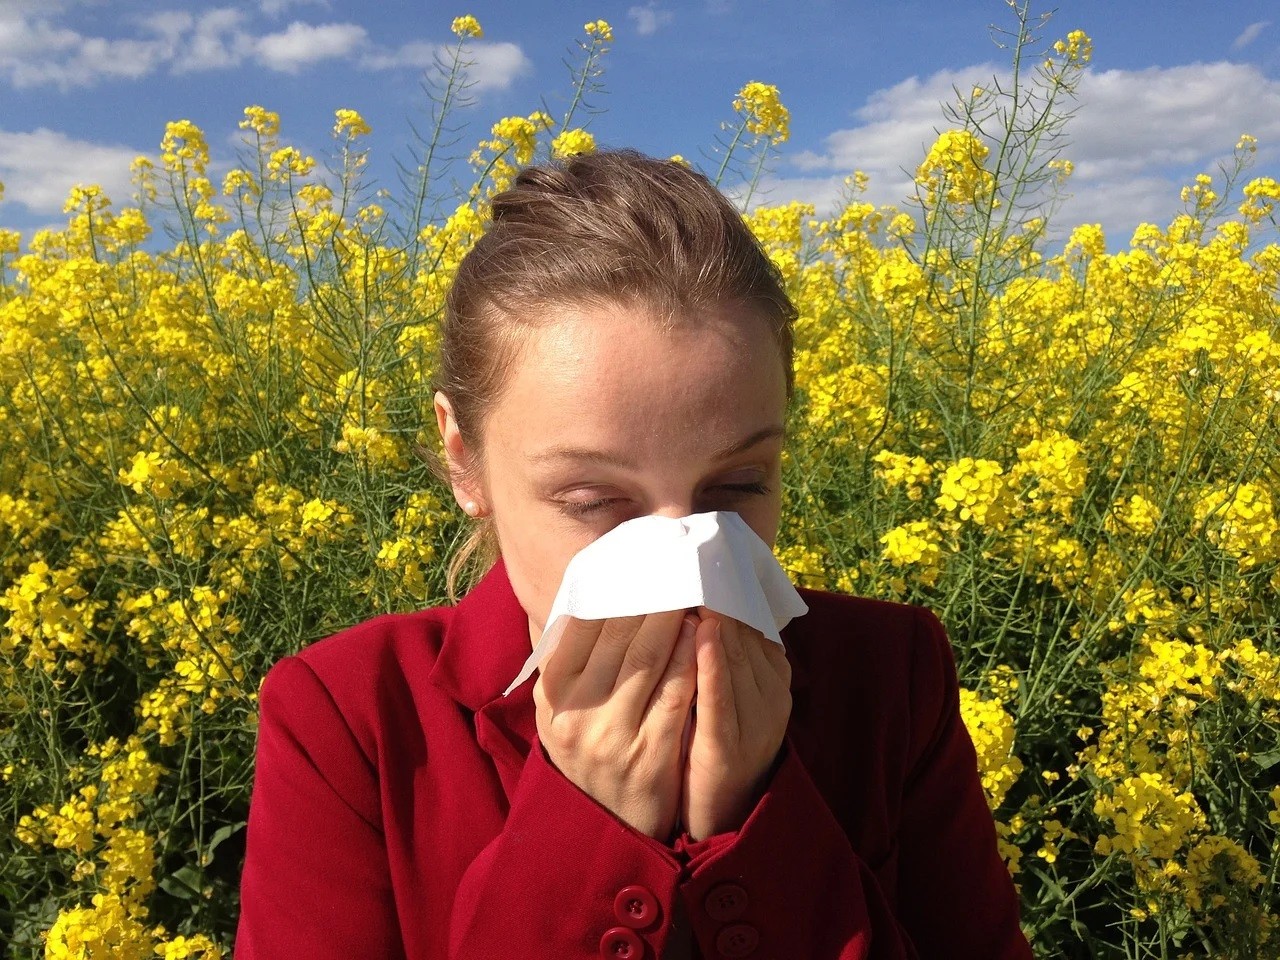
[502,510,809,696]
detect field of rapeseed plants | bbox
[2,4,1279,956]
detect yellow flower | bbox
[872,450,934,500]
[1193,483,1278,569]
[117,451,190,500]
[959,685,1024,811]
[333,108,371,139]
[915,129,994,207]
[239,105,280,139]
[1052,29,1093,64]
[451,14,483,39]
[1093,772,1205,860]
[45,893,157,959]
[733,81,791,145]
[879,521,944,586]
[1240,175,1280,222]
[935,457,1010,528]
[550,128,597,159]
[160,119,209,174]
[1065,223,1106,260]
[266,146,317,180]
[584,19,613,43]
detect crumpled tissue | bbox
[503,510,809,696]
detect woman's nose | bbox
[649,502,702,521]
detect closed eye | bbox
[559,480,772,519]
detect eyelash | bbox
[560,481,772,519]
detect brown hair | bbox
[418,148,798,602]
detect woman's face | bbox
[435,301,788,649]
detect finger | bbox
[705,612,760,724]
[638,614,699,734]
[610,608,689,710]
[578,612,648,694]
[538,615,606,700]
[739,626,785,699]
[694,617,739,743]
[759,635,793,693]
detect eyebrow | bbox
[528,424,786,469]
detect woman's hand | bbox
[681,610,793,842]
[533,610,700,842]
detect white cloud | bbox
[363,40,532,92]
[465,42,533,92]
[1068,62,1280,175]
[775,60,1280,245]
[0,128,141,215]
[628,3,674,37]
[253,20,366,73]
[260,0,329,17]
[0,6,527,90]
[139,10,195,44]
[173,8,253,73]
[0,9,173,88]
[1232,20,1270,50]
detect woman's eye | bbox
[558,481,770,520]
[560,496,620,518]
[720,480,771,498]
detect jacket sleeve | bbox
[669,605,1033,959]
[234,655,406,960]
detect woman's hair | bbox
[419,147,798,601]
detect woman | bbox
[234,149,1033,959]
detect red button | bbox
[614,884,660,929]
[600,926,644,959]
[704,882,748,921]
[715,922,760,958]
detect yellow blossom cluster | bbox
[936,458,1011,527]
[732,81,791,145]
[550,128,597,159]
[451,14,482,39]
[914,129,995,208]
[583,19,613,43]
[872,450,933,501]
[959,684,1025,812]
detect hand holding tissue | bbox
[503,510,809,695]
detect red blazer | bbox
[234,556,1032,959]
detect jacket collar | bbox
[427,555,532,713]
[427,556,538,802]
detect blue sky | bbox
[2,0,1279,247]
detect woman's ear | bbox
[434,390,487,514]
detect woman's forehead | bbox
[519,304,771,372]
[490,307,785,451]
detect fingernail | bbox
[680,616,698,640]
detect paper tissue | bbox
[503,510,809,696]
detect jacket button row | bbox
[600,926,644,959]
[704,881,748,921]
[715,922,760,958]
[614,884,660,929]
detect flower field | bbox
[2,9,1279,958]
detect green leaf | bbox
[159,864,204,901]
[1253,748,1280,771]
[205,820,246,862]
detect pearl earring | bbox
[464,500,478,516]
